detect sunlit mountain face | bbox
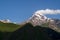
[28,12,48,26]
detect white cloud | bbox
[35,9,60,15]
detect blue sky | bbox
[0,0,60,23]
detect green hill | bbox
[0,21,21,32]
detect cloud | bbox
[35,9,60,15]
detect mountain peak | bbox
[28,12,48,26]
[0,19,11,23]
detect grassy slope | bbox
[0,21,21,32]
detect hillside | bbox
[0,21,21,32]
[0,21,23,40]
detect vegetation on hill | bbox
[0,21,21,32]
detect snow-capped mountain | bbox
[0,19,11,23]
[48,19,60,32]
[27,12,49,26]
[26,12,60,32]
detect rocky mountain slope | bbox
[27,12,47,26]
[26,12,60,32]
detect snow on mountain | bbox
[27,10,60,26]
[27,12,60,32]
[27,12,48,26]
[0,19,11,23]
[27,9,60,26]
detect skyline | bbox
[0,0,60,23]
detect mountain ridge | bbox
[3,23,60,40]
